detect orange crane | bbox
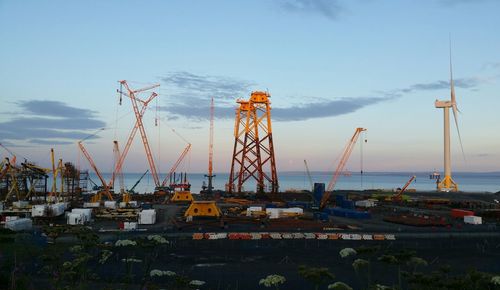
[112,141,125,195]
[161,143,191,189]
[205,97,215,193]
[77,141,113,202]
[392,175,416,201]
[320,127,367,209]
[118,80,161,188]
[110,84,159,190]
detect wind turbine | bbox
[434,46,465,192]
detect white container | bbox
[83,202,100,208]
[304,233,316,239]
[355,200,376,208]
[265,208,283,219]
[71,208,92,222]
[138,209,156,225]
[246,206,263,216]
[5,216,19,222]
[67,213,84,225]
[104,201,117,209]
[12,201,29,208]
[50,203,66,217]
[282,207,304,214]
[464,215,482,225]
[32,205,48,217]
[123,222,138,230]
[5,218,32,231]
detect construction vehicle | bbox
[78,141,113,203]
[319,128,366,210]
[128,170,149,194]
[391,175,416,201]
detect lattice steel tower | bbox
[227,91,278,193]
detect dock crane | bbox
[161,143,191,189]
[49,148,64,201]
[118,80,161,190]
[77,141,113,203]
[304,160,313,192]
[204,97,216,193]
[392,175,416,201]
[128,170,149,194]
[320,127,367,210]
[109,88,158,191]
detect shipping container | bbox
[138,209,156,225]
[464,215,482,225]
[451,209,474,218]
[5,218,32,231]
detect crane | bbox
[108,90,158,189]
[112,141,125,195]
[128,170,149,194]
[320,127,367,210]
[304,159,313,192]
[118,80,161,188]
[161,143,191,189]
[205,97,215,193]
[49,148,64,201]
[392,175,416,201]
[77,141,113,202]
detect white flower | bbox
[259,274,286,287]
[328,282,353,290]
[339,248,357,258]
[189,280,206,286]
[150,269,176,277]
[115,239,137,247]
[492,276,500,285]
[147,235,169,244]
[99,250,113,264]
[121,258,142,263]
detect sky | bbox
[0,0,499,175]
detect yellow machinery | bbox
[184,201,221,217]
[171,190,194,202]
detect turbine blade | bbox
[452,105,466,162]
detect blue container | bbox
[287,201,309,209]
[335,195,344,206]
[265,203,277,208]
[341,200,355,209]
[313,183,325,203]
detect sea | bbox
[86,171,500,194]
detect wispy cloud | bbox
[278,0,344,20]
[161,97,392,122]
[161,71,253,103]
[398,77,482,93]
[0,100,105,146]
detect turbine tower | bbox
[434,50,464,192]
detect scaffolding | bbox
[227,91,278,194]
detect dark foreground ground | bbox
[2,230,500,290]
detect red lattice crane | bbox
[118,80,160,188]
[320,127,366,209]
[161,143,191,188]
[205,97,215,193]
[109,90,158,189]
[77,141,113,202]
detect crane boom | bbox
[129,170,149,193]
[393,175,416,201]
[120,80,160,187]
[78,141,113,201]
[112,141,125,194]
[304,160,313,192]
[161,143,191,187]
[205,97,216,193]
[320,127,366,209]
[110,90,158,188]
